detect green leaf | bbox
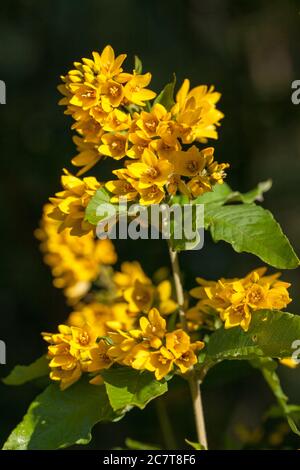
[206,310,300,362]
[252,358,300,436]
[204,203,299,269]
[154,74,176,111]
[185,438,205,450]
[169,195,204,251]
[3,356,49,386]
[125,437,161,450]
[102,368,168,412]
[194,180,271,207]
[3,379,121,450]
[134,55,143,74]
[225,180,272,204]
[85,187,112,226]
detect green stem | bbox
[168,243,208,449]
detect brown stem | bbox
[168,243,208,449]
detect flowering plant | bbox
[2,46,300,450]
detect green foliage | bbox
[206,310,300,362]
[134,55,143,74]
[185,438,205,450]
[2,356,49,386]
[102,368,168,412]
[195,180,271,206]
[85,187,112,226]
[3,379,122,450]
[252,358,300,436]
[125,437,161,450]
[205,204,298,269]
[154,74,176,110]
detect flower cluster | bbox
[43,307,204,389]
[48,169,101,236]
[35,204,117,302]
[189,267,292,331]
[54,44,228,228]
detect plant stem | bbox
[168,243,208,449]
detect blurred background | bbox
[1,0,300,450]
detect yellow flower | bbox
[69,324,98,355]
[106,169,138,202]
[146,347,174,380]
[102,109,131,132]
[106,330,138,364]
[127,132,151,159]
[101,80,124,111]
[135,103,169,138]
[93,45,127,80]
[174,343,204,374]
[71,136,102,176]
[123,72,156,106]
[99,132,128,159]
[124,279,154,314]
[138,184,165,205]
[139,307,166,349]
[172,79,224,143]
[190,268,292,332]
[150,137,181,160]
[85,340,113,372]
[165,329,191,358]
[35,204,117,302]
[113,261,151,290]
[157,280,177,315]
[127,148,174,189]
[169,145,206,177]
[42,326,82,390]
[48,169,101,236]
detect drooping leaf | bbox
[225,180,272,204]
[194,180,272,207]
[3,379,122,450]
[206,310,300,363]
[204,204,299,269]
[3,356,49,386]
[154,74,176,111]
[252,358,300,436]
[125,437,161,450]
[102,368,168,412]
[134,55,143,74]
[185,438,205,450]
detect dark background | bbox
[1,0,300,449]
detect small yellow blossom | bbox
[123,73,156,106]
[49,169,101,236]
[190,268,292,332]
[35,204,117,302]
[124,280,154,314]
[157,280,178,315]
[106,169,138,202]
[99,132,128,159]
[146,347,174,380]
[71,136,102,176]
[126,148,174,189]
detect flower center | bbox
[78,331,90,345]
[145,119,157,131]
[109,85,120,97]
[145,167,159,179]
[186,160,199,173]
